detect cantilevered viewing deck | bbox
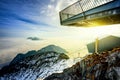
[59,0,120,27]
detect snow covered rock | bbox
[44,47,120,80]
[0,45,73,80]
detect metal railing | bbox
[60,0,114,21]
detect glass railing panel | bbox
[60,0,114,21]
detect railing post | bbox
[78,0,86,19]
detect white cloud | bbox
[0,37,49,64]
[48,4,53,9]
[56,0,78,11]
[38,0,78,27]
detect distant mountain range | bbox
[0,45,73,80]
[0,62,10,70]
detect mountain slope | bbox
[44,47,120,80]
[38,45,67,53]
[10,50,37,65]
[0,45,73,80]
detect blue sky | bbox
[0,0,53,37]
[0,0,79,38]
[0,0,120,64]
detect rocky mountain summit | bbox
[0,45,73,80]
[44,47,120,80]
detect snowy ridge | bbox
[0,45,74,80]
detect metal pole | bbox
[95,38,99,54]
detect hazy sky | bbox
[0,0,120,64]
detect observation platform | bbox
[59,0,120,27]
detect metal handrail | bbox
[60,0,114,21]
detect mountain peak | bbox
[38,44,67,54]
[0,45,71,80]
